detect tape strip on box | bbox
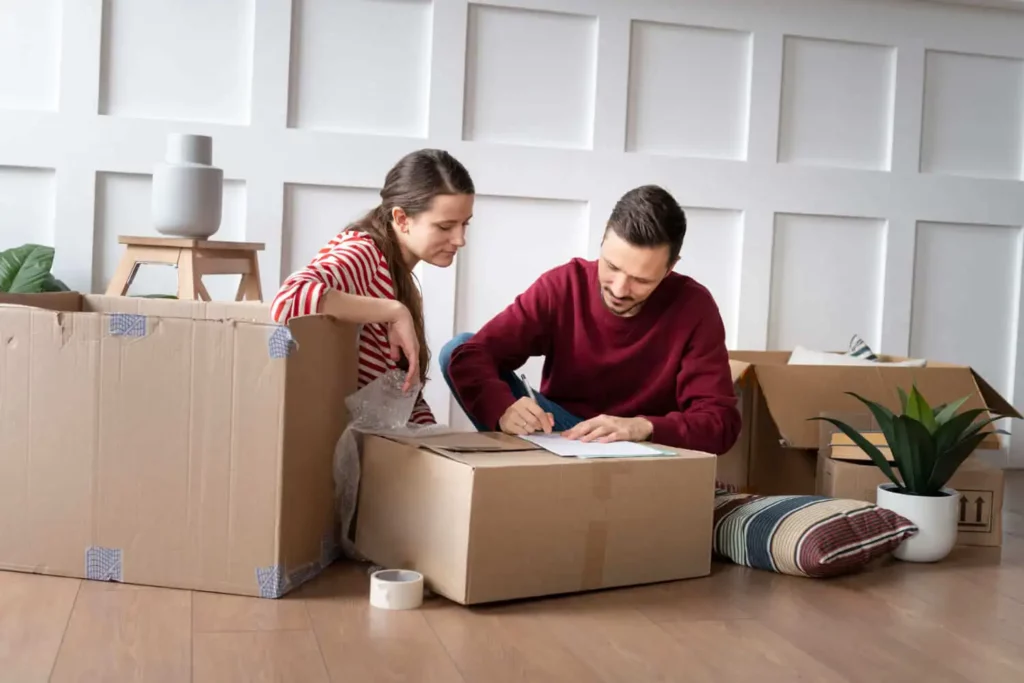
[109,314,147,337]
[267,325,296,359]
[85,546,123,582]
[255,531,342,598]
[256,564,286,599]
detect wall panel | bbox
[0,0,1022,462]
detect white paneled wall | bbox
[768,213,887,353]
[2,0,1024,463]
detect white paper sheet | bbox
[521,434,667,458]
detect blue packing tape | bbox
[109,313,147,337]
[267,325,296,359]
[256,564,286,599]
[255,531,342,598]
[85,546,123,582]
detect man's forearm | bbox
[643,404,741,454]
[447,273,556,430]
[448,341,518,430]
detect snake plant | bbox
[812,386,1008,497]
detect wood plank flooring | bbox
[2,472,1023,682]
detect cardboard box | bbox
[0,292,357,597]
[353,431,717,605]
[713,359,753,490]
[817,431,1004,547]
[724,351,1019,496]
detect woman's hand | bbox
[318,291,421,393]
[387,302,419,393]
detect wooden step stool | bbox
[105,236,265,301]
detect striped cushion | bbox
[847,333,878,361]
[713,490,918,577]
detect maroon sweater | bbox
[447,258,742,454]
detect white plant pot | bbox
[876,484,959,563]
[152,133,223,239]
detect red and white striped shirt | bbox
[270,230,435,425]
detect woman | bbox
[271,148,475,425]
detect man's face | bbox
[597,230,677,317]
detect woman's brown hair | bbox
[346,148,474,385]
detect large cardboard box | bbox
[714,360,753,490]
[817,431,1004,547]
[354,431,717,605]
[0,292,357,597]
[724,351,1018,496]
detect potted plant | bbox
[813,386,1008,563]
[1,243,177,299]
[0,244,70,293]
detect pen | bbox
[520,373,538,403]
[520,374,554,433]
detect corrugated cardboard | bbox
[725,350,1019,496]
[0,292,357,597]
[715,359,753,490]
[816,430,1004,547]
[354,431,717,605]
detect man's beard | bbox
[601,288,644,317]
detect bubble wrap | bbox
[335,369,452,559]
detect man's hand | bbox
[498,397,554,435]
[563,415,653,443]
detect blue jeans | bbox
[439,332,582,432]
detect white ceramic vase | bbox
[152,133,223,239]
[876,484,959,563]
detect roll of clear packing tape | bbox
[369,569,424,610]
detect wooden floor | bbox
[3,474,1024,682]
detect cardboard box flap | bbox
[386,432,541,454]
[972,371,1021,418]
[0,292,83,312]
[82,295,276,325]
[397,436,536,450]
[729,359,751,384]
[755,364,1001,449]
[729,350,790,365]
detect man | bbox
[439,185,741,455]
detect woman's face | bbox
[393,194,475,268]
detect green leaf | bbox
[810,416,903,490]
[892,415,936,494]
[933,407,991,456]
[950,415,1007,451]
[925,413,1009,494]
[846,391,897,452]
[39,273,70,292]
[934,395,970,426]
[0,244,55,293]
[924,431,991,494]
[906,385,938,434]
[897,387,909,415]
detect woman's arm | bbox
[271,237,394,324]
[319,289,404,324]
[270,236,420,388]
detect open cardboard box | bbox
[0,292,357,596]
[725,351,1019,496]
[354,431,717,605]
[815,417,1004,547]
[713,359,754,490]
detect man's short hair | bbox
[606,185,687,263]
